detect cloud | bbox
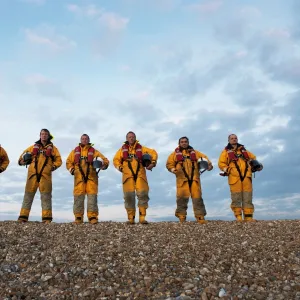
[67,4,129,31]
[24,26,76,52]
[23,74,68,100]
[99,12,129,31]
[188,0,223,13]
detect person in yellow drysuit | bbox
[66,134,109,224]
[113,131,158,224]
[0,145,10,173]
[218,134,263,222]
[18,129,62,223]
[166,136,213,224]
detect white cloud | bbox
[24,27,76,52]
[188,0,223,13]
[99,12,129,31]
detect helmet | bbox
[142,153,152,167]
[93,157,103,169]
[249,160,262,172]
[197,158,209,171]
[23,152,32,165]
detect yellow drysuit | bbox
[218,145,256,220]
[0,146,10,173]
[66,144,109,224]
[113,141,158,224]
[166,149,212,223]
[18,141,62,222]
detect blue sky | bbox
[0,0,299,222]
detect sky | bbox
[0,0,299,222]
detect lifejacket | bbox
[32,142,53,157]
[225,144,250,162]
[74,145,95,164]
[175,146,197,162]
[122,141,143,162]
[225,143,250,182]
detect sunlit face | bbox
[179,138,189,149]
[81,135,90,145]
[229,134,238,145]
[126,132,136,145]
[40,130,49,142]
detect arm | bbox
[95,150,109,169]
[142,146,158,170]
[218,150,229,173]
[0,147,9,172]
[166,152,177,174]
[196,150,213,170]
[18,146,33,166]
[52,146,62,171]
[113,149,123,172]
[66,151,75,174]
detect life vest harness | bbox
[175,146,197,189]
[32,142,54,183]
[121,141,143,182]
[225,144,250,182]
[74,145,95,183]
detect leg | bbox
[18,177,38,222]
[87,194,98,224]
[73,181,86,224]
[86,179,99,224]
[191,181,207,224]
[123,178,136,224]
[229,177,243,221]
[242,177,255,221]
[136,177,150,224]
[39,176,53,223]
[175,180,190,223]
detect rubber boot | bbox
[74,213,84,224]
[243,208,256,222]
[139,207,148,224]
[232,207,243,222]
[18,208,30,223]
[196,215,208,224]
[87,211,98,224]
[126,209,136,225]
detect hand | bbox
[171,168,177,174]
[146,163,155,171]
[101,164,108,170]
[19,159,26,166]
[207,164,213,171]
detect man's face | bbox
[40,130,49,142]
[126,133,136,145]
[229,134,238,145]
[179,138,189,149]
[81,135,89,145]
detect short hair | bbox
[178,136,189,144]
[126,131,136,138]
[81,134,90,142]
[40,128,53,140]
[228,134,237,141]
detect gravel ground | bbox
[0,220,300,300]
